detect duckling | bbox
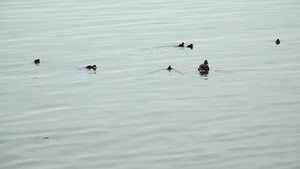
[178,42,184,47]
[86,65,97,70]
[276,39,280,45]
[34,59,40,64]
[187,44,193,49]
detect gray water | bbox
[1,0,300,169]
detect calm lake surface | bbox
[1,0,300,169]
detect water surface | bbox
[1,0,300,169]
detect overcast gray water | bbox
[1,0,300,169]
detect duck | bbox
[86,65,97,70]
[178,42,184,47]
[198,60,209,74]
[167,65,172,71]
[34,59,40,64]
[187,44,193,49]
[276,39,280,45]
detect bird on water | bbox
[178,42,184,47]
[198,60,210,74]
[86,65,97,70]
[187,44,193,49]
[34,59,40,64]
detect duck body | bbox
[34,59,40,64]
[178,42,184,47]
[276,39,280,45]
[187,44,193,49]
[86,65,97,70]
[198,69,209,75]
[198,60,209,74]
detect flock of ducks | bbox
[34,39,281,75]
[178,42,193,49]
[34,58,97,71]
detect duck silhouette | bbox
[187,44,193,49]
[86,65,97,70]
[144,65,184,75]
[198,60,210,74]
[34,59,40,64]
[178,42,184,47]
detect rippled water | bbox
[1,0,300,169]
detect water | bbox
[1,0,300,169]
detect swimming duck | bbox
[167,65,172,71]
[187,44,193,49]
[34,59,40,64]
[86,65,97,70]
[178,42,184,47]
[276,39,280,45]
[198,60,209,74]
